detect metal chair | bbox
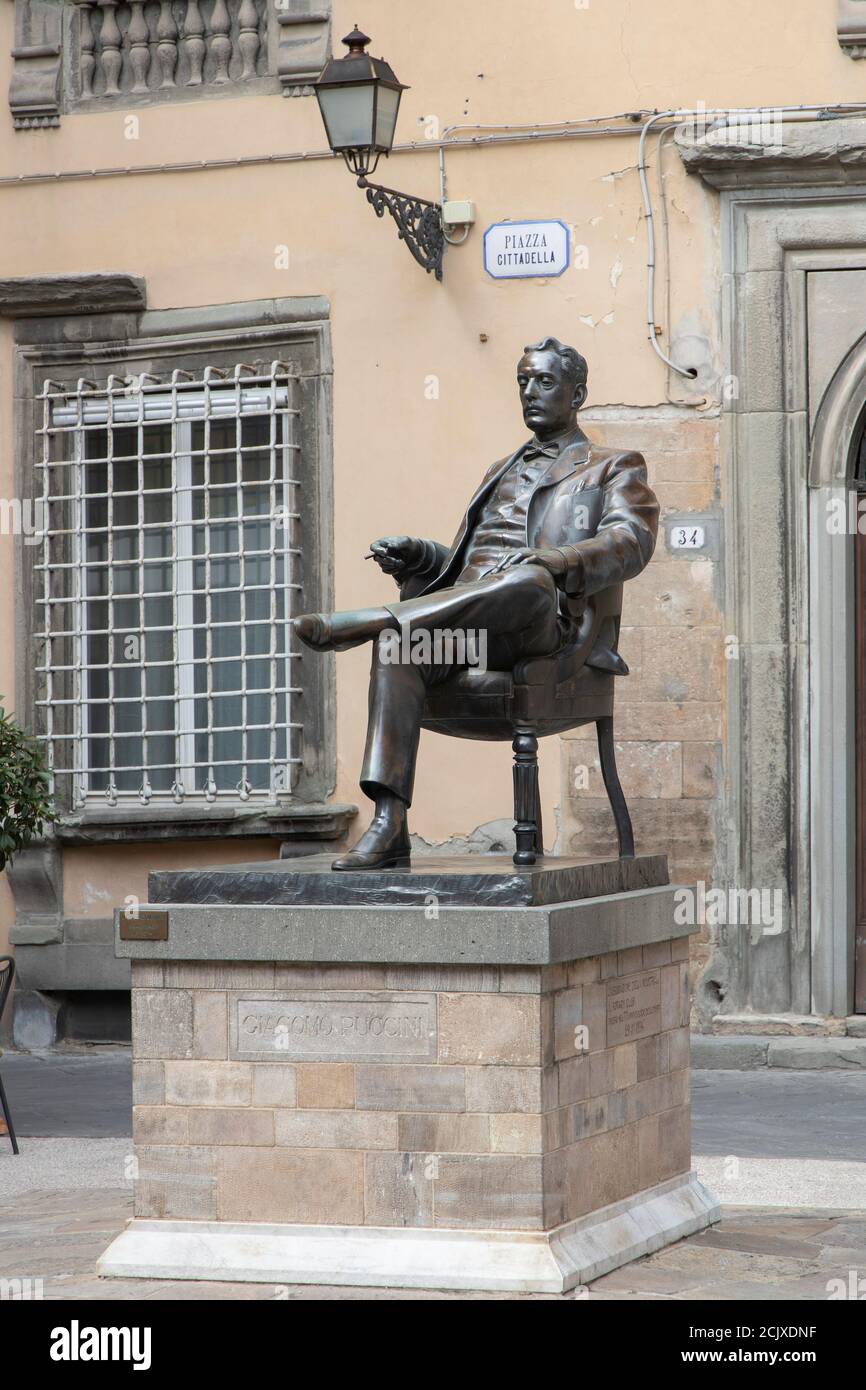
[422,584,634,866]
[0,956,19,1154]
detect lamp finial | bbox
[343,26,371,54]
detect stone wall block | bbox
[188,1108,275,1147]
[132,988,193,1060]
[464,1065,555,1114]
[164,1061,253,1107]
[133,1104,189,1146]
[134,1145,217,1221]
[217,1149,364,1225]
[397,1112,491,1155]
[275,1109,396,1149]
[433,1155,545,1231]
[438,994,541,1067]
[489,1113,545,1155]
[355,1065,465,1113]
[252,1064,298,1107]
[192,991,228,1060]
[364,1152,435,1227]
[132,1059,165,1106]
[295,1063,352,1109]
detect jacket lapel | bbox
[419,443,528,593]
[418,429,594,595]
[530,433,592,495]
[524,433,592,543]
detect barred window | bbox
[35,363,302,809]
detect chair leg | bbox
[597,716,635,859]
[512,733,542,865]
[0,1071,19,1155]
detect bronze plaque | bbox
[606,970,661,1046]
[119,908,169,942]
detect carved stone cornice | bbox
[0,273,147,318]
[276,4,331,95]
[676,116,866,189]
[838,0,866,58]
[9,0,62,129]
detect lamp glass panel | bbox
[317,84,376,151]
[374,86,401,151]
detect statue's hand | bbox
[368,536,424,577]
[489,547,568,579]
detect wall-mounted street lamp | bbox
[315,27,473,281]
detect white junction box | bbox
[442,199,476,227]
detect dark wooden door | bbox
[854,424,866,1012]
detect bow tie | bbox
[522,439,560,462]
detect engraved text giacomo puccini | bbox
[229,992,437,1062]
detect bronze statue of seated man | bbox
[294,336,659,870]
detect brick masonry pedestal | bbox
[98,859,719,1294]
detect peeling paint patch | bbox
[410,818,516,855]
[578,312,615,330]
[82,881,113,911]
[610,256,624,290]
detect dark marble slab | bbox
[149,853,669,909]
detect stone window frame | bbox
[10,286,353,848]
[9,0,332,129]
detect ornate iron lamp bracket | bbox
[357,176,445,281]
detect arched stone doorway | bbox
[810,320,866,1021]
[678,120,866,1027]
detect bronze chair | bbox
[422,582,633,866]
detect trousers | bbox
[359,564,566,805]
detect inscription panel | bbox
[606,971,661,1046]
[229,991,437,1062]
[118,908,169,941]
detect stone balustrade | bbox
[8,0,332,127]
[73,0,269,100]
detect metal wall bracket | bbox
[357,177,445,281]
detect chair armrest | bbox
[513,601,599,687]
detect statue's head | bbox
[517,337,588,440]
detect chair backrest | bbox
[0,956,15,1024]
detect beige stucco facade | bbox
[3,0,866,1037]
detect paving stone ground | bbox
[2,1188,865,1300]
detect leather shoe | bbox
[293,613,356,652]
[293,612,380,653]
[332,818,411,871]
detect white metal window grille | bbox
[35,363,302,809]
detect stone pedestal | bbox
[98,855,719,1294]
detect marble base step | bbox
[98,1172,719,1295]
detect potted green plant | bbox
[0,702,53,872]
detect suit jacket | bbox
[400,428,658,672]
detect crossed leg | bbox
[294,565,566,868]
